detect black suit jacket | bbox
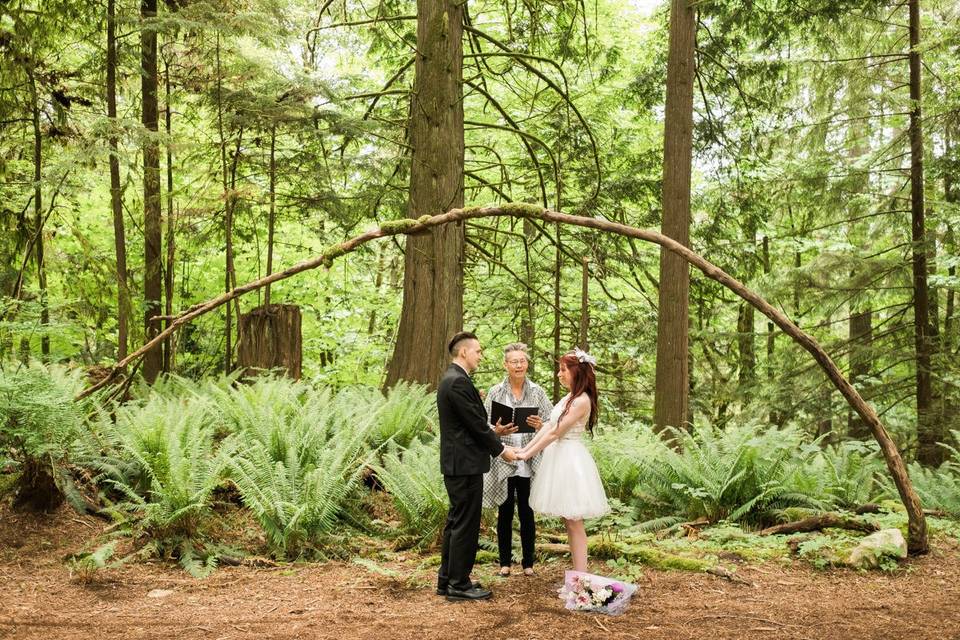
[437,363,505,476]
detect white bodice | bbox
[550,394,589,441]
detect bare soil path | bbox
[2,506,959,640]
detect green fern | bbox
[223,407,373,557]
[631,424,824,528]
[372,438,447,548]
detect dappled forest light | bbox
[1,0,959,636]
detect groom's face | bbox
[461,339,483,373]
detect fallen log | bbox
[760,513,880,536]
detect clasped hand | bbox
[501,446,528,462]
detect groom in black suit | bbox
[437,331,518,601]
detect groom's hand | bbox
[500,446,518,462]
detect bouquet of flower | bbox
[558,571,637,616]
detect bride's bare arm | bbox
[519,395,590,459]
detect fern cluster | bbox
[372,438,447,547]
[598,423,826,529]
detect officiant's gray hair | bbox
[503,342,530,361]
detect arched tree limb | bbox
[78,203,928,555]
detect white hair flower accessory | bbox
[573,347,596,366]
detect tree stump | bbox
[236,304,302,380]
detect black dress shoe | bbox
[436,581,481,596]
[445,585,492,602]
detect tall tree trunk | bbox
[141,0,163,383]
[384,0,465,389]
[737,303,755,388]
[107,0,129,361]
[653,0,695,433]
[28,68,49,358]
[216,35,240,375]
[762,236,782,425]
[553,224,562,399]
[163,52,175,372]
[848,309,874,439]
[264,125,277,307]
[908,0,941,466]
[579,257,589,350]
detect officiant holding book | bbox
[482,342,554,577]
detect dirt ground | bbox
[2,506,960,640]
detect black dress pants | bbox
[497,475,535,568]
[438,473,483,591]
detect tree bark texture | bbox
[107,0,129,361]
[236,304,302,380]
[29,68,49,358]
[848,309,873,439]
[384,0,465,389]
[909,0,941,466]
[141,0,163,383]
[77,203,928,555]
[579,257,590,350]
[653,0,695,433]
[163,53,175,373]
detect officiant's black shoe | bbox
[445,585,492,602]
[436,581,481,596]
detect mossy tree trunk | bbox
[384,0,465,389]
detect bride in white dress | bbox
[518,349,609,572]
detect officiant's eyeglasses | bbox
[506,359,527,366]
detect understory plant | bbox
[631,423,825,530]
[84,392,227,576]
[371,437,447,548]
[0,363,87,511]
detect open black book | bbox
[489,400,538,434]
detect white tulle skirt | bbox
[529,437,610,520]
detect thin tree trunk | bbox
[762,236,780,425]
[141,0,163,382]
[383,0,465,390]
[76,203,929,555]
[653,0,695,433]
[848,309,873,439]
[579,257,589,350]
[264,125,277,307]
[737,303,755,388]
[553,223,562,399]
[28,68,49,358]
[107,0,129,361]
[909,0,940,466]
[163,52,175,372]
[216,34,236,375]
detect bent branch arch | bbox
[78,203,928,554]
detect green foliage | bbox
[590,423,659,503]
[0,363,85,465]
[98,394,223,539]
[371,438,447,549]
[221,382,374,557]
[631,424,825,528]
[342,380,437,450]
[0,363,87,509]
[807,440,888,509]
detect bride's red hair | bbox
[557,352,598,433]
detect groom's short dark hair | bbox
[448,331,478,357]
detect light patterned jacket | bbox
[481,377,553,508]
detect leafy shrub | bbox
[590,422,660,503]
[222,396,374,557]
[338,380,437,450]
[0,363,86,511]
[631,424,825,529]
[808,440,888,509]
[371,438,447,548]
